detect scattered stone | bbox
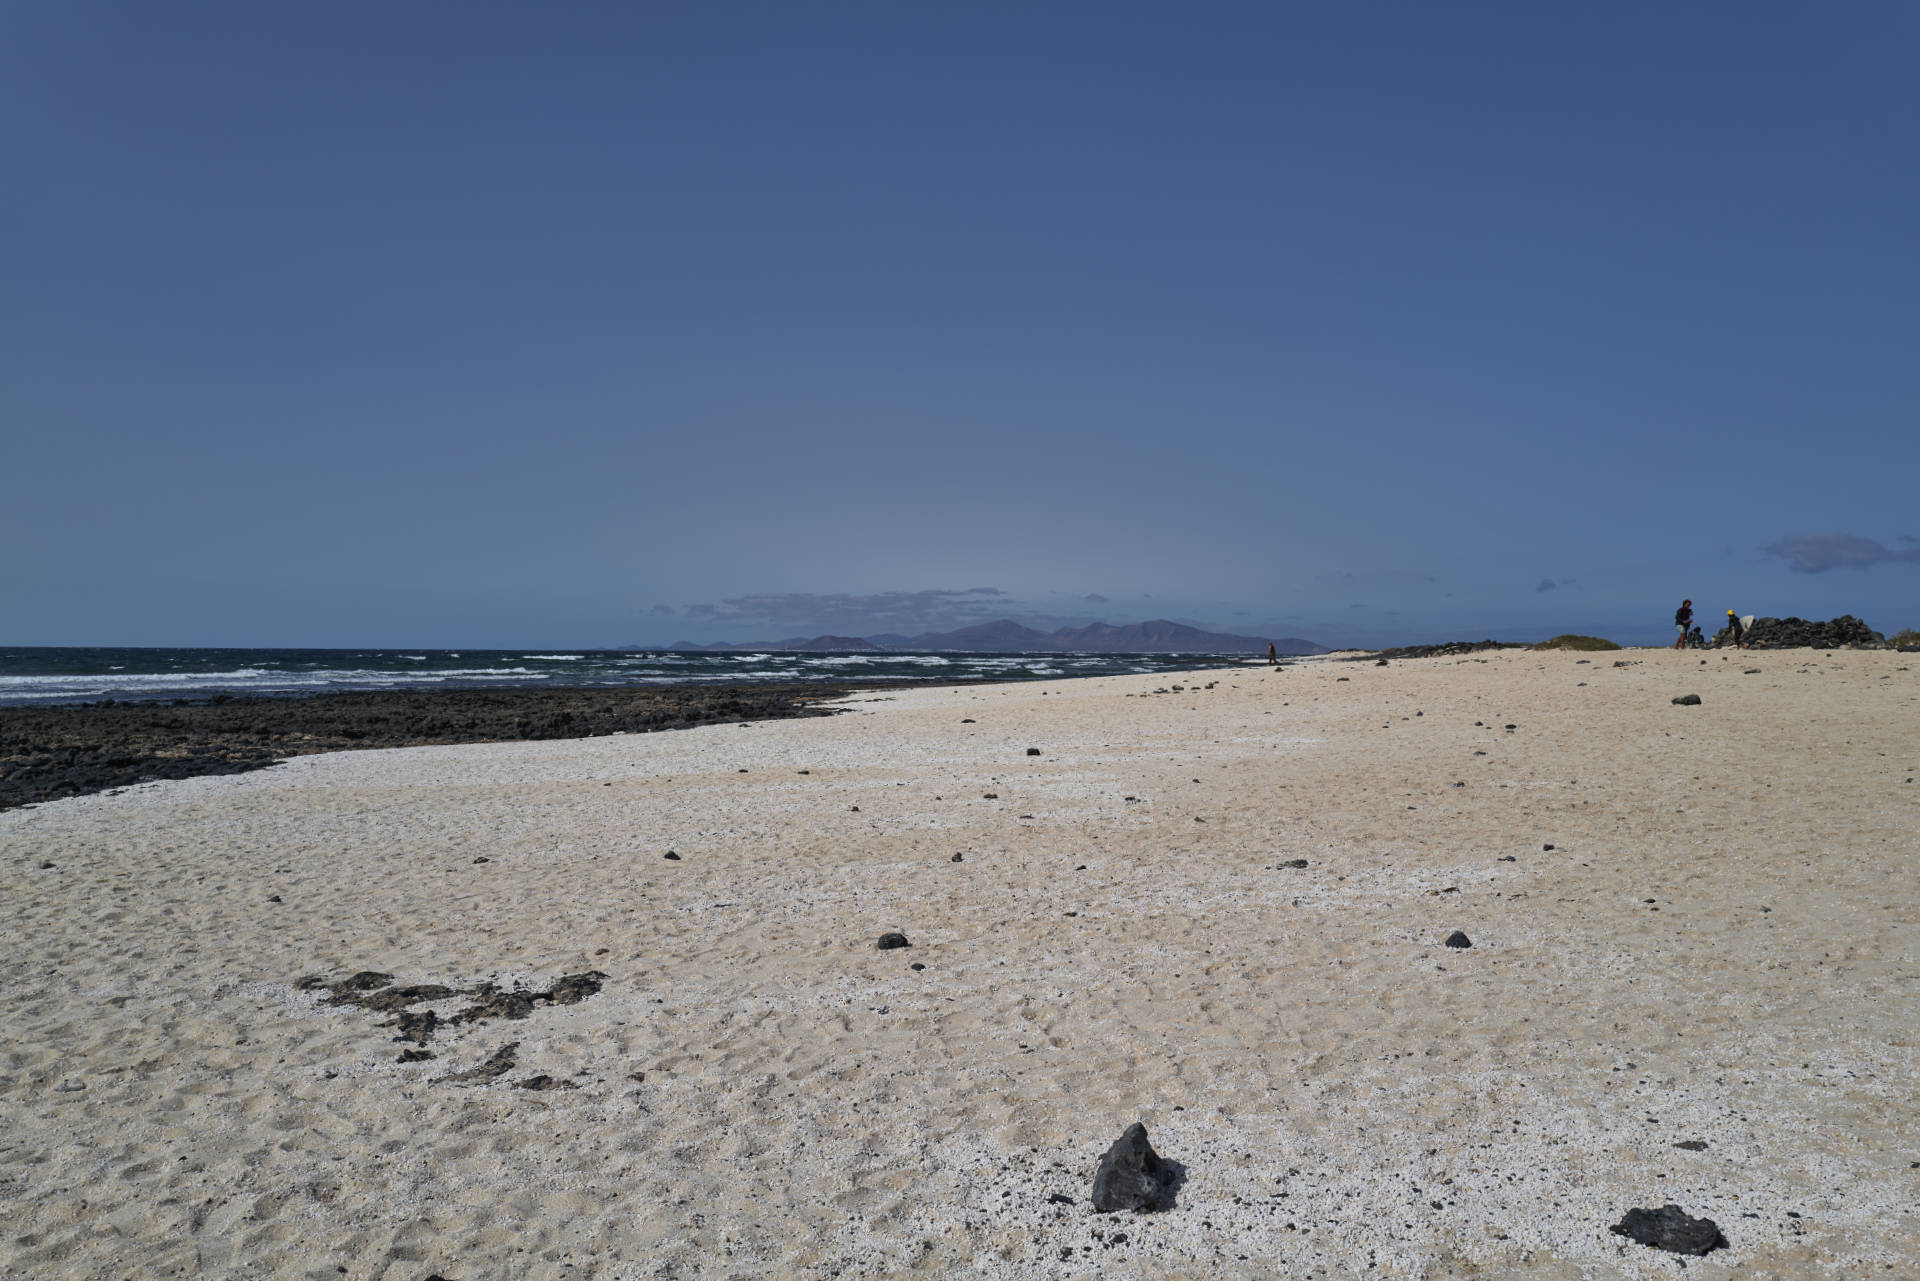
[267,895,282,902]
[1091,1121,1177,1213]
[516,1074,579,1091]
[454,989,538,1023]
[322,971,394,999]
[951,852,964,862]
[349,984,458,1013]
[1673,1140,1708,1151]
[1543,843,1555,851]
[1047,1193,1076,1205]
[877,932,911,950]
[1375,658,1389,666]
[1672,694,1702,706]
[1027,748,1042,756]
[397,1048,434,1062]
[983,793,998,799]
[1610,1204,1726,1255]
[797,768,810,774]
[1277,859,1308,869]
[472,856,490,864]
[1444,931,1472,948]
[663,850,680,860]
[435,1041,519,1086]
[961,718,975,723]
[38,861,55,869]
[545,972,607,1005]
[393,1010,438,1045]
[1497,856,1516,862]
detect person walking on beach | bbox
[1673,600,1693,650]
[1267,642,1278,666]
[1725,610,1747,649]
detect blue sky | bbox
[5,3,1916,648]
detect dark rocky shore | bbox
[1345,640,1529,661]
[0,684,865,812]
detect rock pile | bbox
[1724,615,1885,649]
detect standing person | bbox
[1267,642,1278,666]
[1725,610,1746,649]
[1673,599,1693,650]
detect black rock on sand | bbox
[1610,1204,1727,1255]
[0,684,864,811]
[1091,1122,1178,1213]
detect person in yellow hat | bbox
[1724,610,1747,649]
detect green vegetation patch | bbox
[1890,627,1920,647]
[1533,634,1622,651]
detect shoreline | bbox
[0,683,875,812]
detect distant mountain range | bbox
[653,618,1325,655]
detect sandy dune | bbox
[3,648,1917,1279]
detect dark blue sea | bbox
[0,647,1264,706]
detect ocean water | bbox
[0,647,1266,706]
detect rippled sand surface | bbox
[4,649,1917,1279]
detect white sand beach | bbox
[3,648,1917,1280]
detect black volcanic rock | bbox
[876,932,911,950]
[1610,1204,1726,1255]
[0,685,857,812]
[1672,694,1702,706]
[1724,615,1885,650]
[1444,931,1472,948]
[1351,640,1526,661]
[1091,1122,1177,1212]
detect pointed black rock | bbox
[1610,1204,1726,1255]
[1444,931,1472,948]
[1091,1122,1176,1213]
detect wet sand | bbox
[2,649,1916,1279]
